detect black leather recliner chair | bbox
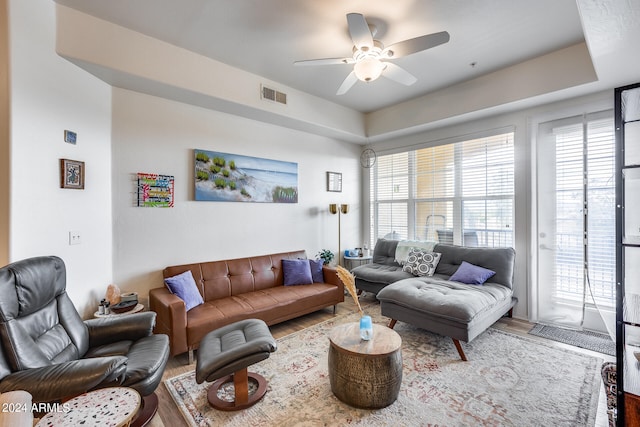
[0,255,169,424]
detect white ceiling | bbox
[53,0,592,113]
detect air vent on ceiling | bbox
[261,85,287,105]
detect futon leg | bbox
[452,339,468,361]
[388,319,397,329]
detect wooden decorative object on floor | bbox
[328,322,402,409]
[195,319,277,412]
[206,369,269,411]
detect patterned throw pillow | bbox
[402,248,442,277]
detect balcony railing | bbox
[434,228,513,248]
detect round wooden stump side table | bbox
[328,322,402,409]
[36,387,141,427]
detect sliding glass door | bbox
[536,111,615,328]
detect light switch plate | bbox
[69,231,81,245]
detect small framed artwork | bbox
[60,159,85,189]
[327,171,342,192]
[64,130,77,145]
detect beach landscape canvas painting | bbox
[195,149,298,203]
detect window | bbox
[370,131,515,248]
[536,111,615,327]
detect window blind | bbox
[370,131,514,247]
[370,152,409,241]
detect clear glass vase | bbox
[360,315,373,341]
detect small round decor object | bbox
[360,148,377,168]
[110,300,137,314]
[120,292,139,303]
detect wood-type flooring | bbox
[147,293,613,427]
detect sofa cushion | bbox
[185,284,341,351]
[371,239,401,266]
[433,244,515,289]
[352,263,413,285]
[309,259,324,283]
[282,259,313,286]
[377,277,512,323]
[164,270,204,311]
[402,248,441,277]
[449,261,495,285]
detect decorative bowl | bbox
[110,300,137,314]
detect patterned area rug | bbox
[528,323,615,356]
[165,307,603,426]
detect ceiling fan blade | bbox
[382,62,417,86]
[347,13,373,50]
[383,31,450,59]
[294,57,354,66]
[336,71,358,95]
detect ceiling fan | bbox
[294,13,450,95]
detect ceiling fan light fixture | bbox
[294,13,450,94]
[354,57,385,82]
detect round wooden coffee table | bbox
[36,387,140,427]
[328,322,402,409]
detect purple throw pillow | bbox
[164,270,204,311]
[282,259,313,286]
[449,261,496,285]
[309,259,324,283]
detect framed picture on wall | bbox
[194,149,298,203]
[137,173,174,207]
[327,171,342,192]
[60,159,85,189]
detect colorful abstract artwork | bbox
[137,173,174,207]
[195,149,298,203]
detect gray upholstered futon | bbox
[357,239,517,360]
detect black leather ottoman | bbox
[195,319,277,411]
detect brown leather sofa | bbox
[149,250,344,360]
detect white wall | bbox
[111,89,361,301]
[9,0,113,317]
[55,4,366,143]
[1,0,9,266]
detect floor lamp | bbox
[329,203,349,266]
